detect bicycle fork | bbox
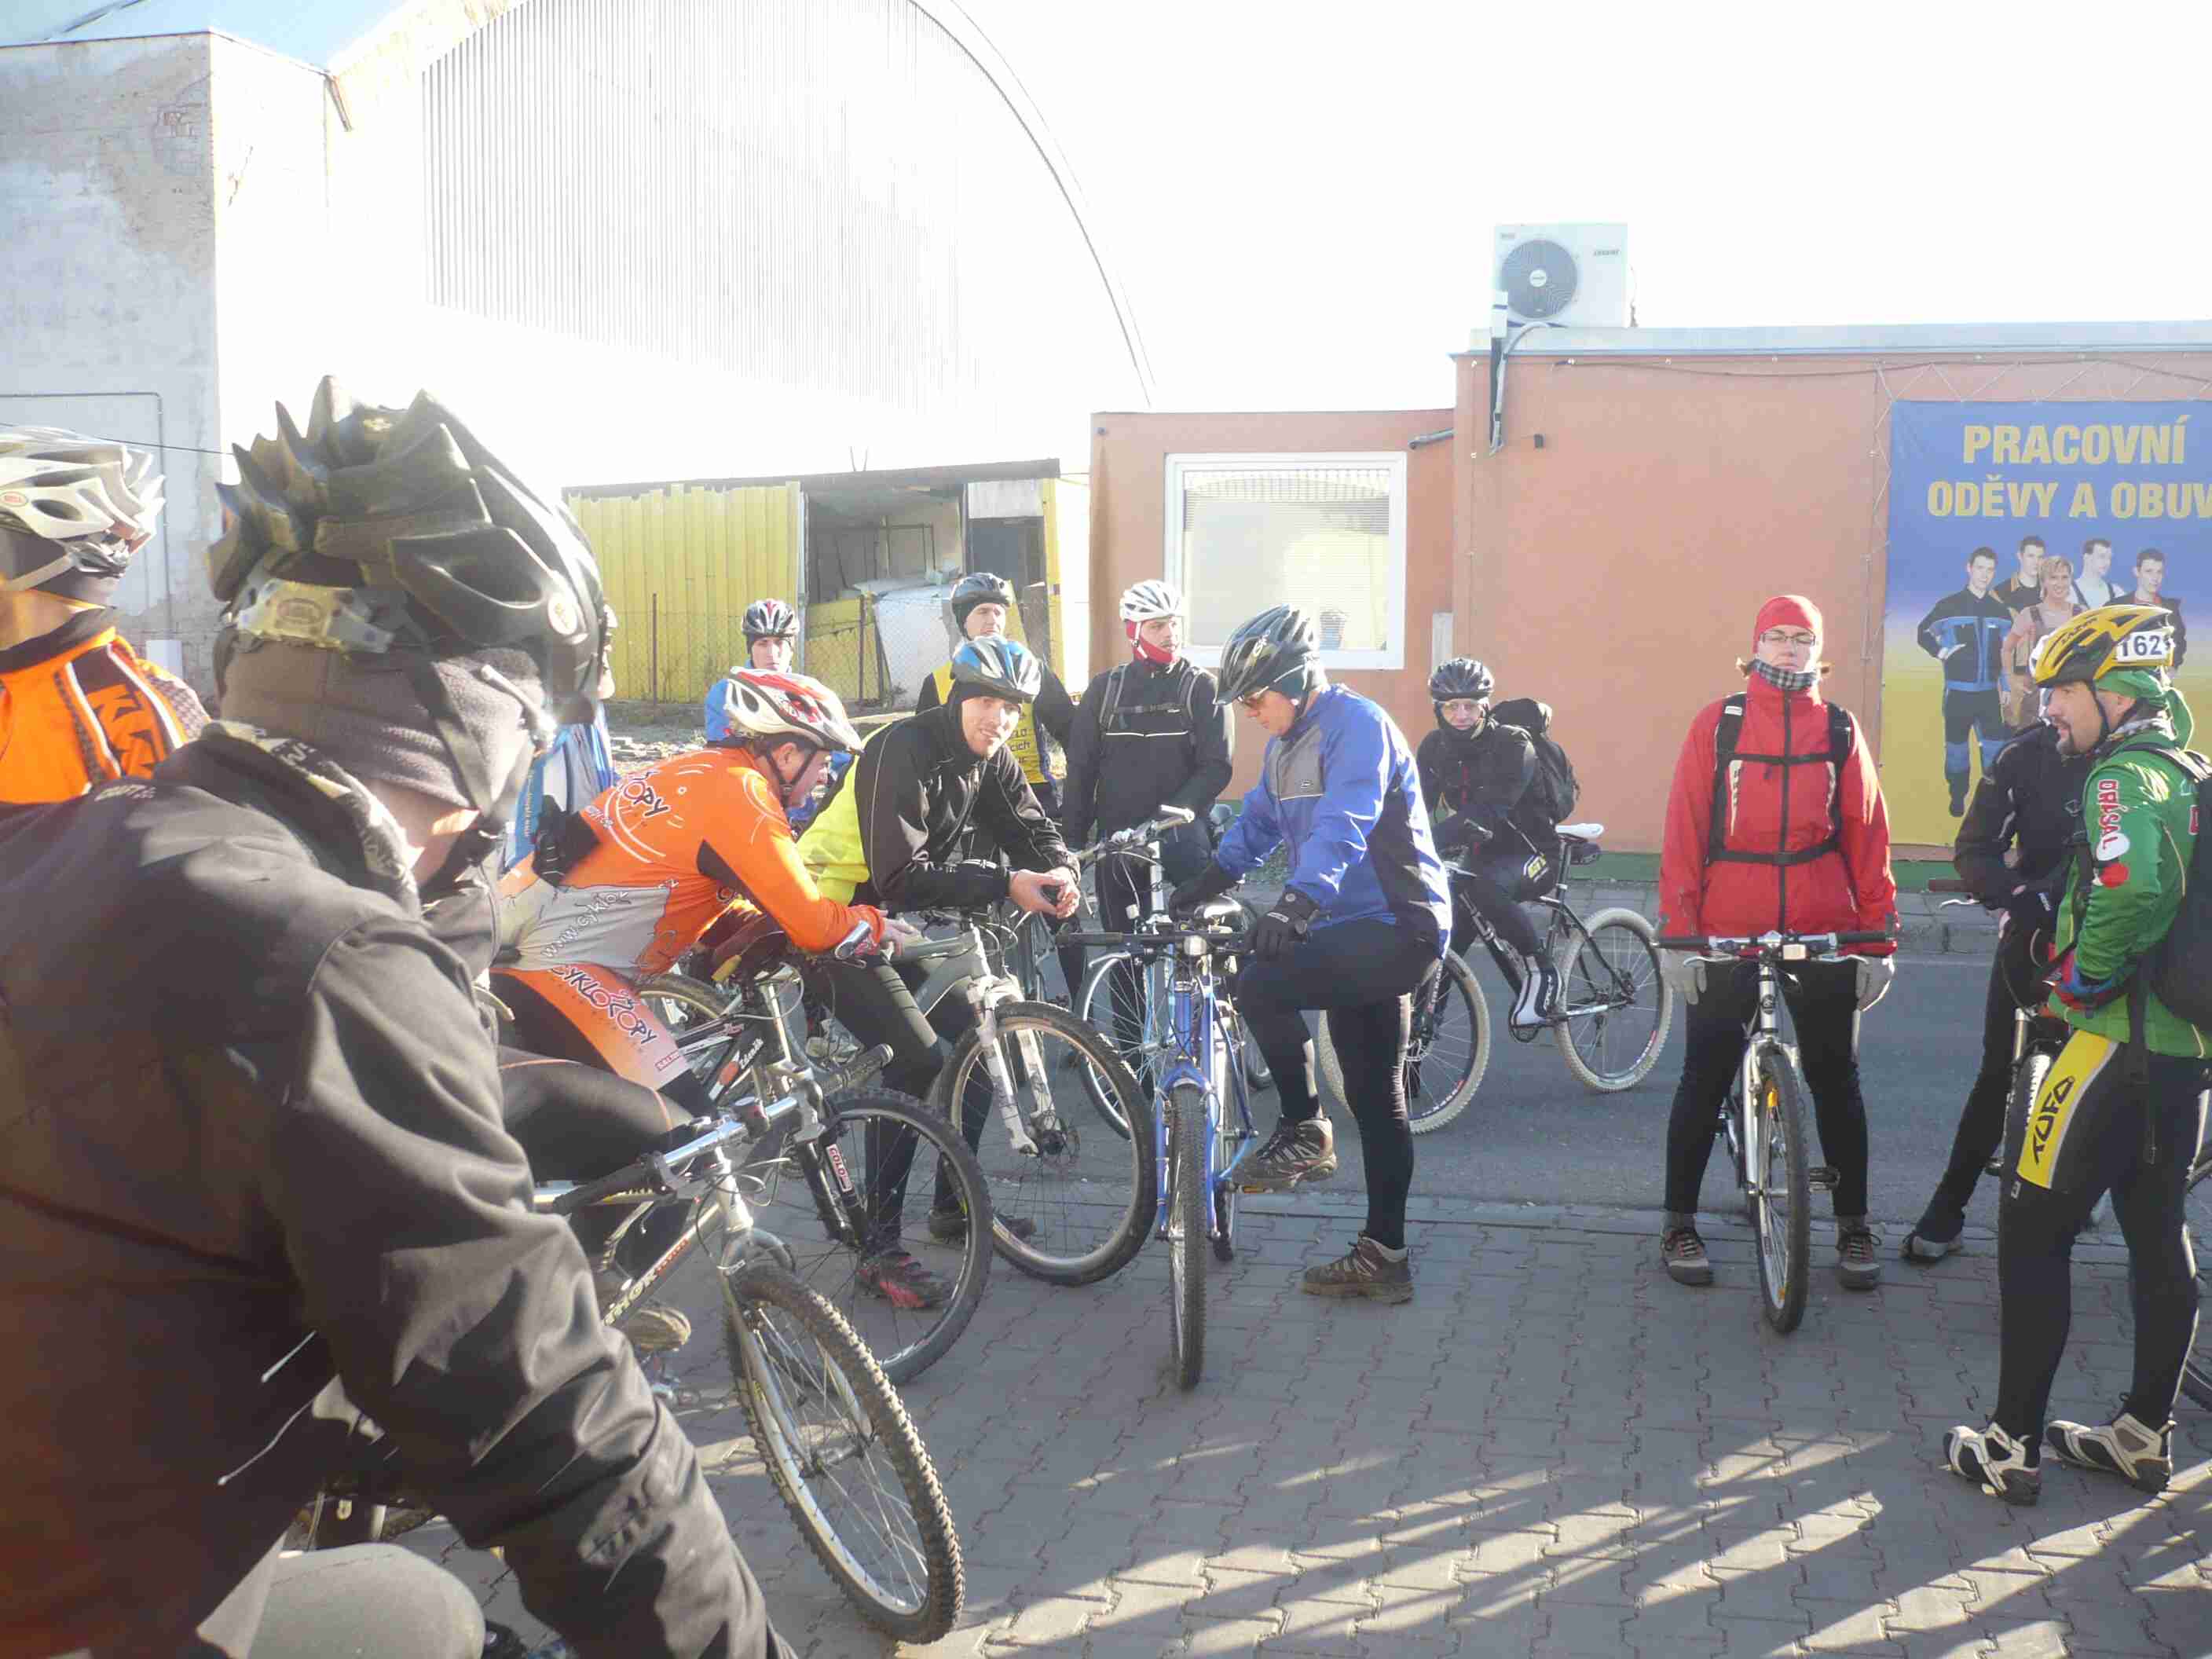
[972,985,1049,1157]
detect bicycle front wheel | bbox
[1166,1082,1207,1390]
[932,1002,1156,1285]
[745,1088,991,1385]
[1316,951,1489,1133]
[1750,1049,1813,1335]
[722,1262,962,1641]
[1552,907,1673,1093]
[2182,1155,2212,1408]
[1074,949,1148,1136]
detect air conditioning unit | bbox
[1492,223,1631,331]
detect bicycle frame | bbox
[891,916,1055,1158]
[1146,923,1259,1247]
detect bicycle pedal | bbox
[1809,1166,1840,1192]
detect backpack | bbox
[2129,745,2212,1030]
[1705,693,1855,870]
[1489,697,1579,826]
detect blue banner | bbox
[1881,400,2207,846]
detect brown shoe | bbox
[1301,1235,1413,1302]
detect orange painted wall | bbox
[1093,354,2212,852]
[1089,408,1455,802]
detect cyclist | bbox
[703,595,800,734]
[0,379,779,1656]
[1656,595,1899,1292]
[1946,605,2210,1504]
[1061,577,1234,1031]
[496,668,897,1111]
[916,570,1078,815]
[1901,713,2087,1262]
[1167,605,1450,1302]
[1415,656,1562,1029]
[798,635,1080,1306]
[0,424,205,807]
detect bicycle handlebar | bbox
[1060,927,1254,956]
[1073,807,1197,868]
[1656,929,1892,955]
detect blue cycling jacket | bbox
[1217,682,1451,943]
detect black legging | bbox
[802,955,987,1251]
[1664,958,1871,1218]
[1454,843,1547,958]
[1994,1034,2208,1442]
[497,1047,691,1269]
[1235,917,1443,1250]
[1925,923,2053,1225]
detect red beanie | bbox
[1753,595,1823,646]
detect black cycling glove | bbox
[2003,884,2057,936]
[1168,860,1237,915]
[1253,888,1319,958]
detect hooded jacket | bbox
[1415,719,1544,855]
[1658,672,1898,947]
[0,729,772,1657]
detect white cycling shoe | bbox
[1943,1421,2041,1505]
[2045,1408,2174,1495]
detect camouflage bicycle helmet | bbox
[742,596,797,641]
[950,635,1042,702]
[1215,605,1320,705]
[950,570,1016,631]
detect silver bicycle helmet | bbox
[950,635,1042,702]
[950,570,1016,630]
[1119,579,1183,624]
[0,426,164,602]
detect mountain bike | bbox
[1069,808,1271,1126]
[1063,905,1258,1388]
[635,927,995,1385]
[301,1045,964,1642]
[1316,822,1672,1130]
[1657,927,1889,1334]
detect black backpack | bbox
[2126,745,2212,1030]
[1489,698,1579,825]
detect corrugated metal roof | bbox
[1453,320,2212,359]
[0,0,408,68]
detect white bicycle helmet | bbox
[0,427,164,599]
[1120,579,1183,624]
[708,669,862,752]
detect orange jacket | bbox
[0,611,207,807]
[500,745,886,977]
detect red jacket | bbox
[1658,674,1896,948]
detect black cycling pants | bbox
[496,1047,691,1270]
[1236,917,1442,1250]
[802,955,985,1250]
[1664,958,1871,1218]
[1451,844,1548,960]
[206,1543,483,1659]
[1925,925,2051,1226]
[1994,1031,2209,1442]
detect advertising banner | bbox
[1883,400,2207,846]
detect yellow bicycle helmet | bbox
[2027,603,2175,688]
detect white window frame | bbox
[1163,451,1408,672]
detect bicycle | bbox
[1069,808,1271,1129]
[300,1045,964,1643]
[635,924,995,1384]
[1062,906,1260,1389]
[1316,822,1673,1130]
[1656,926,1890,1334]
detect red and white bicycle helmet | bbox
[742,596,798,641]
[708,669,862,752]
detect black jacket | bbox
[1954,722,2089,903]
[1415,721,1544,854]
[1061,657,1234,850]
[1916,587,2013,691]
[914,650,1077,775]
[0,734,771,1658]
[838,701,1071,910]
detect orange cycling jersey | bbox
[496,745,885,1090]
[0,613,206,806]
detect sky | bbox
[951,0,2212,413]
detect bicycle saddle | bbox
[1557,822,1605,840]
[707,911,793,984]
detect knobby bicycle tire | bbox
[931,1001,1155,1285]
[1752,1049,1813,1335]
[1166,1082,1207,1390]
[1316,950,1488,1133]
[2182,1154,2212,1409]
[1552,907,1673,1093]
[1073,949,1151,1137]
[723,1262,962,1641]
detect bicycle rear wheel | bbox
[1166,1082,1207,1390]
[1316,951,1488,1133]
[932,1002,1156,1285]
[1750,1049,1813,1334]
[1074,949,1150,1136]
[2183,1155,2212,1408]
[723,1262,961,1641]
[1552,907,1672,1092]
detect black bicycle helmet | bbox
[950,635,1042,702]
[1215,604,1320,705]
[742,596,797,641]
[209,378,612,733]
[950,570,1016,630]
[1428,657,1493,703]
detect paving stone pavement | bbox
[413,1203,2211,1658]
